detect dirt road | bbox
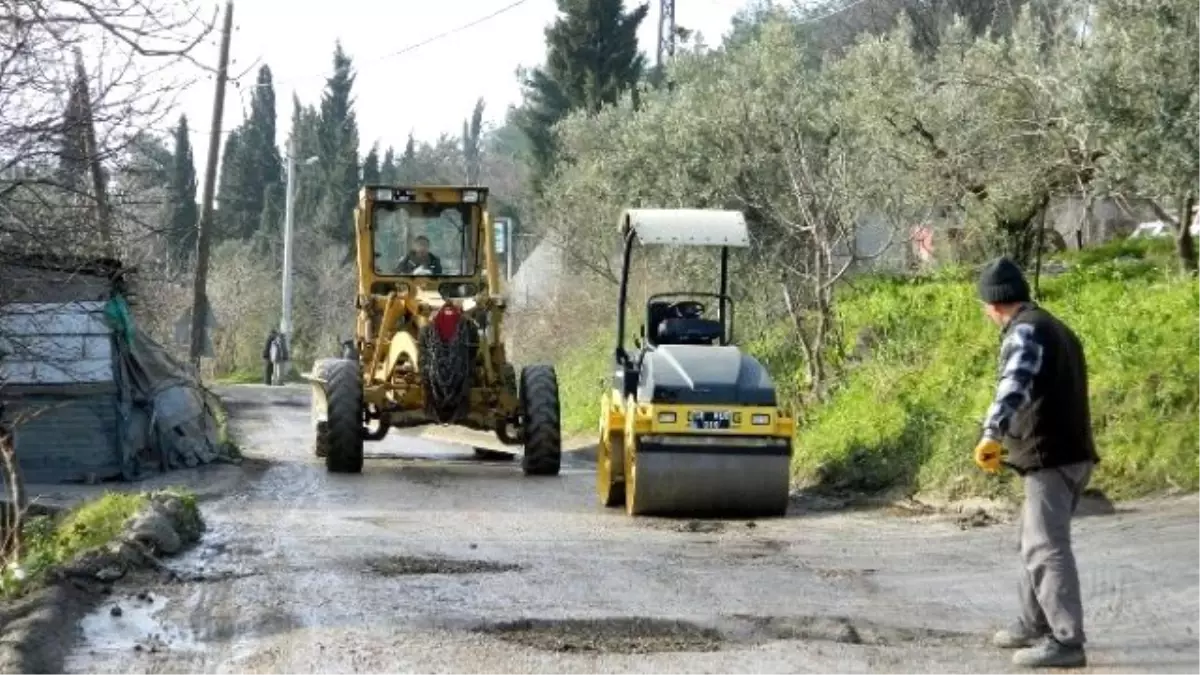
[64,384,1199,673]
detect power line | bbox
[168,0,533,143]
[258,0,532,92]
[371,0,531,64]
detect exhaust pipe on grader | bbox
[306,185,562,476]
[596,209,795,517]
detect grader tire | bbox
[520,365,561,477]
[323,358,364,474]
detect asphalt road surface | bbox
[64,384,1199,673]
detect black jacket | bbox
[999,304,1100,473]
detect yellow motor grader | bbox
[596,208,795,517]
[306,185,561,476]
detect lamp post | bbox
[280,135,319,380]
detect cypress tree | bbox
[362,143,381,185]
[317,42,360,245]
[58,70,91,190]
[380,147,398,184]
[397,133,418,183]
[216,129,248,239]
[463,98,485,185]
[167,115,199,266]
[517,0,649,186]
[238,66,283,237]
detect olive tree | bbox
[1085,0,1199,271]
[837,8,1101,265]
[533,18,907,397]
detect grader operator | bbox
[306,186,562,477]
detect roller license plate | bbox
[689,410,732,430]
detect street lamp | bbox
[280,138,319,379]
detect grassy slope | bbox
[553,240,1199,500]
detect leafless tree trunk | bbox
[736,120,894,400]
[1176,194,1196,273]
[1,415,25,561]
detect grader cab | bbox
[307,185,562,476]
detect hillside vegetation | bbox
[549,240,1199,501]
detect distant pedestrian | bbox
[973,257,1100,669]
[263,329,282,386]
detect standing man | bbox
[973,257,1100,669]
[263,329,284,386]
[271,331,289,385]
[263,329,277,385]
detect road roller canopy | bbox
[618,209,750,247]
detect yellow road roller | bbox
[595,208,795,517]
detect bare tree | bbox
[0,0,214,560]
[0,0,215,260]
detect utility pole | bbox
[189,0,233,369]
[280,143,317,371]
[72,48,113,257]
[280,134,296,354]
[656,0,676,71]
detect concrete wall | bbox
[1047,195,1160,248]
[0,301,114,385]
[507,232,567,310]
[1,276,123,483]
[5,390,122,483]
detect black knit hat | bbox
[977,257,1031,304]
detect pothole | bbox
[636,519,739,534]
[472,615,974,654]
[954,507,1003,530]
[477,617,724,654]
[814,567,878,580]
[678,520,726,534]
[731,615,973,646]
[364,555,523,576]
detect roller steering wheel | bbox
[670,300,707,319]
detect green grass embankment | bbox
[551,240,1199,501]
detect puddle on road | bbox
[159,521,266,583]
[78,594,197,654]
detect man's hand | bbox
[973,438,1003,473]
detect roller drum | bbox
[627,436,792,517]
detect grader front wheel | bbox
[323,358,364,474]
[520,365,562,476]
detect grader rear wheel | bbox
[323,358,364,474]
[520,365,562,476]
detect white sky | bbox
[172,0,757,171]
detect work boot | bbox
[1012,638,1087,668]
[993,621,1047,649]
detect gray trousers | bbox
[1018,460,1094,646]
